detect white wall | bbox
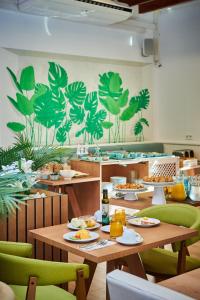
[154,1,200,142]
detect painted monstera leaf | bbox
[51,88,66,110]
[20,66,35,91]
[100,96,120,115]
[7,67,23,94]
[136,89,150,112]
[48,62,68,89]
[95,109,107,121]
[65,81,86,105]
[69,105,85,124]
[7,122,25,132]
[84,91,98,114]
[34,90,65,128]
[134,118,149,136]
[85,111,105,140]
[120,101,138,121]
[56,127,67,143]
[98,72,123,102]
[75,127,86,138]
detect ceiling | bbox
[117,0,194,13]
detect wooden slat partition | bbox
[0,189,68,262]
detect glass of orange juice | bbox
[110,217,123,239]
[115,208,126,226]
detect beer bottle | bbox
[102,189,110,225]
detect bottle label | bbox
[102,203,109,225]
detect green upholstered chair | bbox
[0,241,89,300]
[136,204,200,278]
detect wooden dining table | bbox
[29,222,198,300]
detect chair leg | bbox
[26,276,37,300]
[75,269,86,300]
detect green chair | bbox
[0,241,89,300]
[136,204,200,278]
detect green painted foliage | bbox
[66,81,86,106]
[7,67,23,94]
[56,127,67,143]
[84,92,98,113]
[51,88,66,110]
[101,96,120,115]
[118,89,129,107]
[102,121,113,129]
[7,122,25,132]
[34,90,65,128]
[134,118,149,136]
[136,89,150,112]
[95,109,107,121]
[48,62,68,89]
[120,101,138,121]
[7,94,34,116]
[75,128,85,138]
[20,66,35,91]
[69,105,85,124]
[99,72,123,101]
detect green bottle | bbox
[102,189,110,225]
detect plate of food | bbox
[63,229,99,243]
[115,183,146,192]
[67,217,100,230]
[128,217,160,227]
[142,176,175,186]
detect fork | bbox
[80,239,108,250]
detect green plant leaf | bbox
[35,83,49,96]
[69,105,85,124]
[7,67,23,94]
[95,109,107,121]
[16,93,34,116]
[102,121,113,129]
[136,89,150,112]
[51,88,66,110]
[64,120,72,132]
[48,62,68,89]
[20,66,35,91]
[93,123,103,140]
[34,90,65,128]
[100,96,120,115]
[84,91,98,113]
[120,101,138,121]
[7,122,25,132]
[98,72,123,101]
[109,73,122,93]
[75,128,86,138]
[118,89,129,107]
[140,117,149,127]
[56,127,67,144]
[65,81,86,105]
[134,121,143,136]
[7,96,22,114]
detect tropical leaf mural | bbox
[5,63,150,145]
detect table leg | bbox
[64,185,82,217]
[177,240,187,274]
[83,259,97,295]
[121,253,147,279]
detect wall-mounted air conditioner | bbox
[17,0,133,25]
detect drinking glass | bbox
[115,208,126,226]
[110,218,123,239]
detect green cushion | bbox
[10,285,76,300]
[0,241,32,257]
[141,248,200,276]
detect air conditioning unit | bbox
[17,0,133,25]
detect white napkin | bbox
[80,240,116,251]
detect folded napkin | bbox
[80,240,116,251]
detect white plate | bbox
[100,225,126,233]
[115,187,146,193]
[128,217,160,227]
[116,233,143,245]
[142,181,175,187]
[67,222,100,230]
[63,231,99,243]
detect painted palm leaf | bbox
[7,67,23,94]
[120,101,138,121]
[48,62,68,89]
[98,72,123,101]
[20,66,35,91]
[69,105,85,124]
[84,91,98,114]
[65,81,86,105]
[100,96,120,115]
[34,90,65,128]
[7,93,34,116]
[7,122,25,132]
[118,89,129,107]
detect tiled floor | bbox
[68,240,200,300]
